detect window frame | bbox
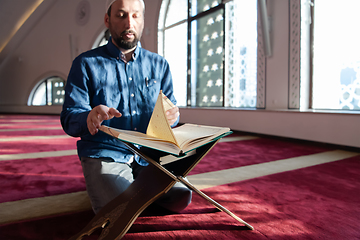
[158,0,266,108]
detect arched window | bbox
[28,76,65,106]
[92,29,111,49]
[158,0,260,108]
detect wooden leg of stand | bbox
[177,176,254,230]
[69,164,176,240]
[70,141,253,240]
[125,141,254,230]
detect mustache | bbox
[121,30,137,35]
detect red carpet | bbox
[1,155,359,240]
[0,138,78,154]
[0,129,65,137]
[0,114,359,239]
[0,123,61,129]
[0,155,84,203]
[120,156,360,240]
[0,114,83,203]
[190,138,332,175]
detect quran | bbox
[99,91,231,156]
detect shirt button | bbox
[129,77,132,81]
[131,93,135,97]
[132,110,136,114]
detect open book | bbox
[99,91,231,156]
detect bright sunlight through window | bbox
[312,0,360,110]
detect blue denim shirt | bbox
[61,38,178,165]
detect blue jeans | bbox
[81,157,192,214]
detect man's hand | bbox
[166,106,180,126]
[87,105,122,135]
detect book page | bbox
[99,125,181,155]
[172,124,230,149]
[162,92,175,112]
[99,125,173,142]
[146,91,178,146]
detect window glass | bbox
[29,77,65,106]
[31,82,46,106]
[300,0,311,110]
[165,0,188,27]
[50,79,65,105]
[164,23,188,106]
[191,8,224,107]
[312,0,360,110]
[191,0,220,16]
[225,0,257,107]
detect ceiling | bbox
[0,0,44,53]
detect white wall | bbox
[0,0,106,108]
[0,0,359,148]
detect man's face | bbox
[105,0,144,50]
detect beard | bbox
[112,30,142,50]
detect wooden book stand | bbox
[70,140,253,240]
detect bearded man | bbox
[61,0,191,214]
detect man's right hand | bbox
[87,105,122,135]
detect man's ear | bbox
[104,13,110,28]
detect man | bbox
[61,0,192,214]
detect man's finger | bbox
[108,108,122,118]
[87,105,121,135]
[166,106,178,115]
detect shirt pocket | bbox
[146,78,161,94]
[141,78,161,108]
[145,78,160,88]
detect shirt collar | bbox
[106,37,140,61]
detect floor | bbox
[1,121,358,225]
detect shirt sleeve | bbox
[159,59,180,128]
[60,56,92,137]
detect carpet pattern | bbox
[0,114,359,240]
